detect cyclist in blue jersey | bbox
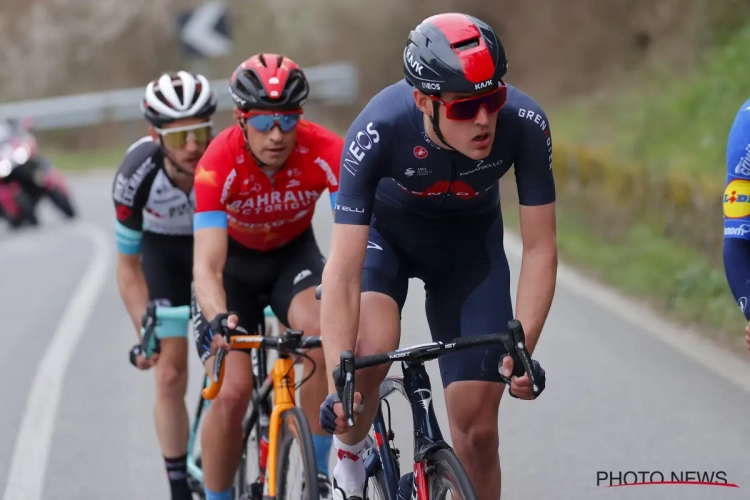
[318,12,557,500]
[723,97,750,350]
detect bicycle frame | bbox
[201,334,301,499]
[186,308,275,494]
[369,361,453,500]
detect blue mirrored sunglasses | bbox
[246,113,301,133]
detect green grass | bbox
[45,145,124,172]
[502,203,743,350]
[551,23,750,176]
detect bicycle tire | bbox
[274,406,319,499]
[233,385,269,499]
[425,448,478,500]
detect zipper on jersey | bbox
[435,157,456,210]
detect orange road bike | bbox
[193,327,323,499]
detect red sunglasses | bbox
[430,82,508,121]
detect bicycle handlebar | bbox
[139,303,192,359]
[202,329,322,401]
[332,319,539,427]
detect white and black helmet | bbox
[141,71,217,127]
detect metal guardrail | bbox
[0,62,358,131]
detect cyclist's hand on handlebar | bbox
[207,312,239,355]
[500,355,546,400]
[319,392,365,434]
[129,345,159,370]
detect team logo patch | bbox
[413,146,428,159]
[724,180,750,219]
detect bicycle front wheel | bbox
[274,406,319,499]
[426,449,478,500]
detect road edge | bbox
[504,232,750,394]
[2,222,111,500]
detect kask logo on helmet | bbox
[405,50,424,76]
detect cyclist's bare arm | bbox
[193,227,229,320]
[116,253,149,335]
[321,223,370,393]
[515,203,557,354]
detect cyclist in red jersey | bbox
[191,53,342,500]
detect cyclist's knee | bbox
[210,355,254,424]
[446,381,501,456]
[155,361,187,395]
[287,288,321,335]
[449,407,499,461]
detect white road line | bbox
[3,222,111,500]
[504,232,750,394]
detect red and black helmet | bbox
[229,53,309,112]
[403,13,508,95]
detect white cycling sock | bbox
[332,436,367,497]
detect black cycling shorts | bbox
[141,232,193,307]
[192,227,325,363]
[362,201,512,388]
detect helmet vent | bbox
[452,38,479,51]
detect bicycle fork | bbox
[403,361,446,500]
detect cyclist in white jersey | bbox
[112,71,216,500]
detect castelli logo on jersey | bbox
[413,146,428,159]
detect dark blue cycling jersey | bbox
[723,97,750,320]
[332,79,556,387]
[334,79,555,224]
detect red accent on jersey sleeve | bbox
[194,127,240,214]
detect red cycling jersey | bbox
[193,121,342,251]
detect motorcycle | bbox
[0,118,76,228]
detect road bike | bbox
[189,319,323,499]
[316,285,541,499]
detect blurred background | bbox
[1,0,740,345]
[2,2,750,498]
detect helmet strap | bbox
[430,101,457,152]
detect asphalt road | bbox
[1,169,749,499]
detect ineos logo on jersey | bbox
[405,50,423,76]
[413,146,428,159]
[343,122,380,176]
[475,79,494,90]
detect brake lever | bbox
[507,319,541,395]
[333,350,356,427]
